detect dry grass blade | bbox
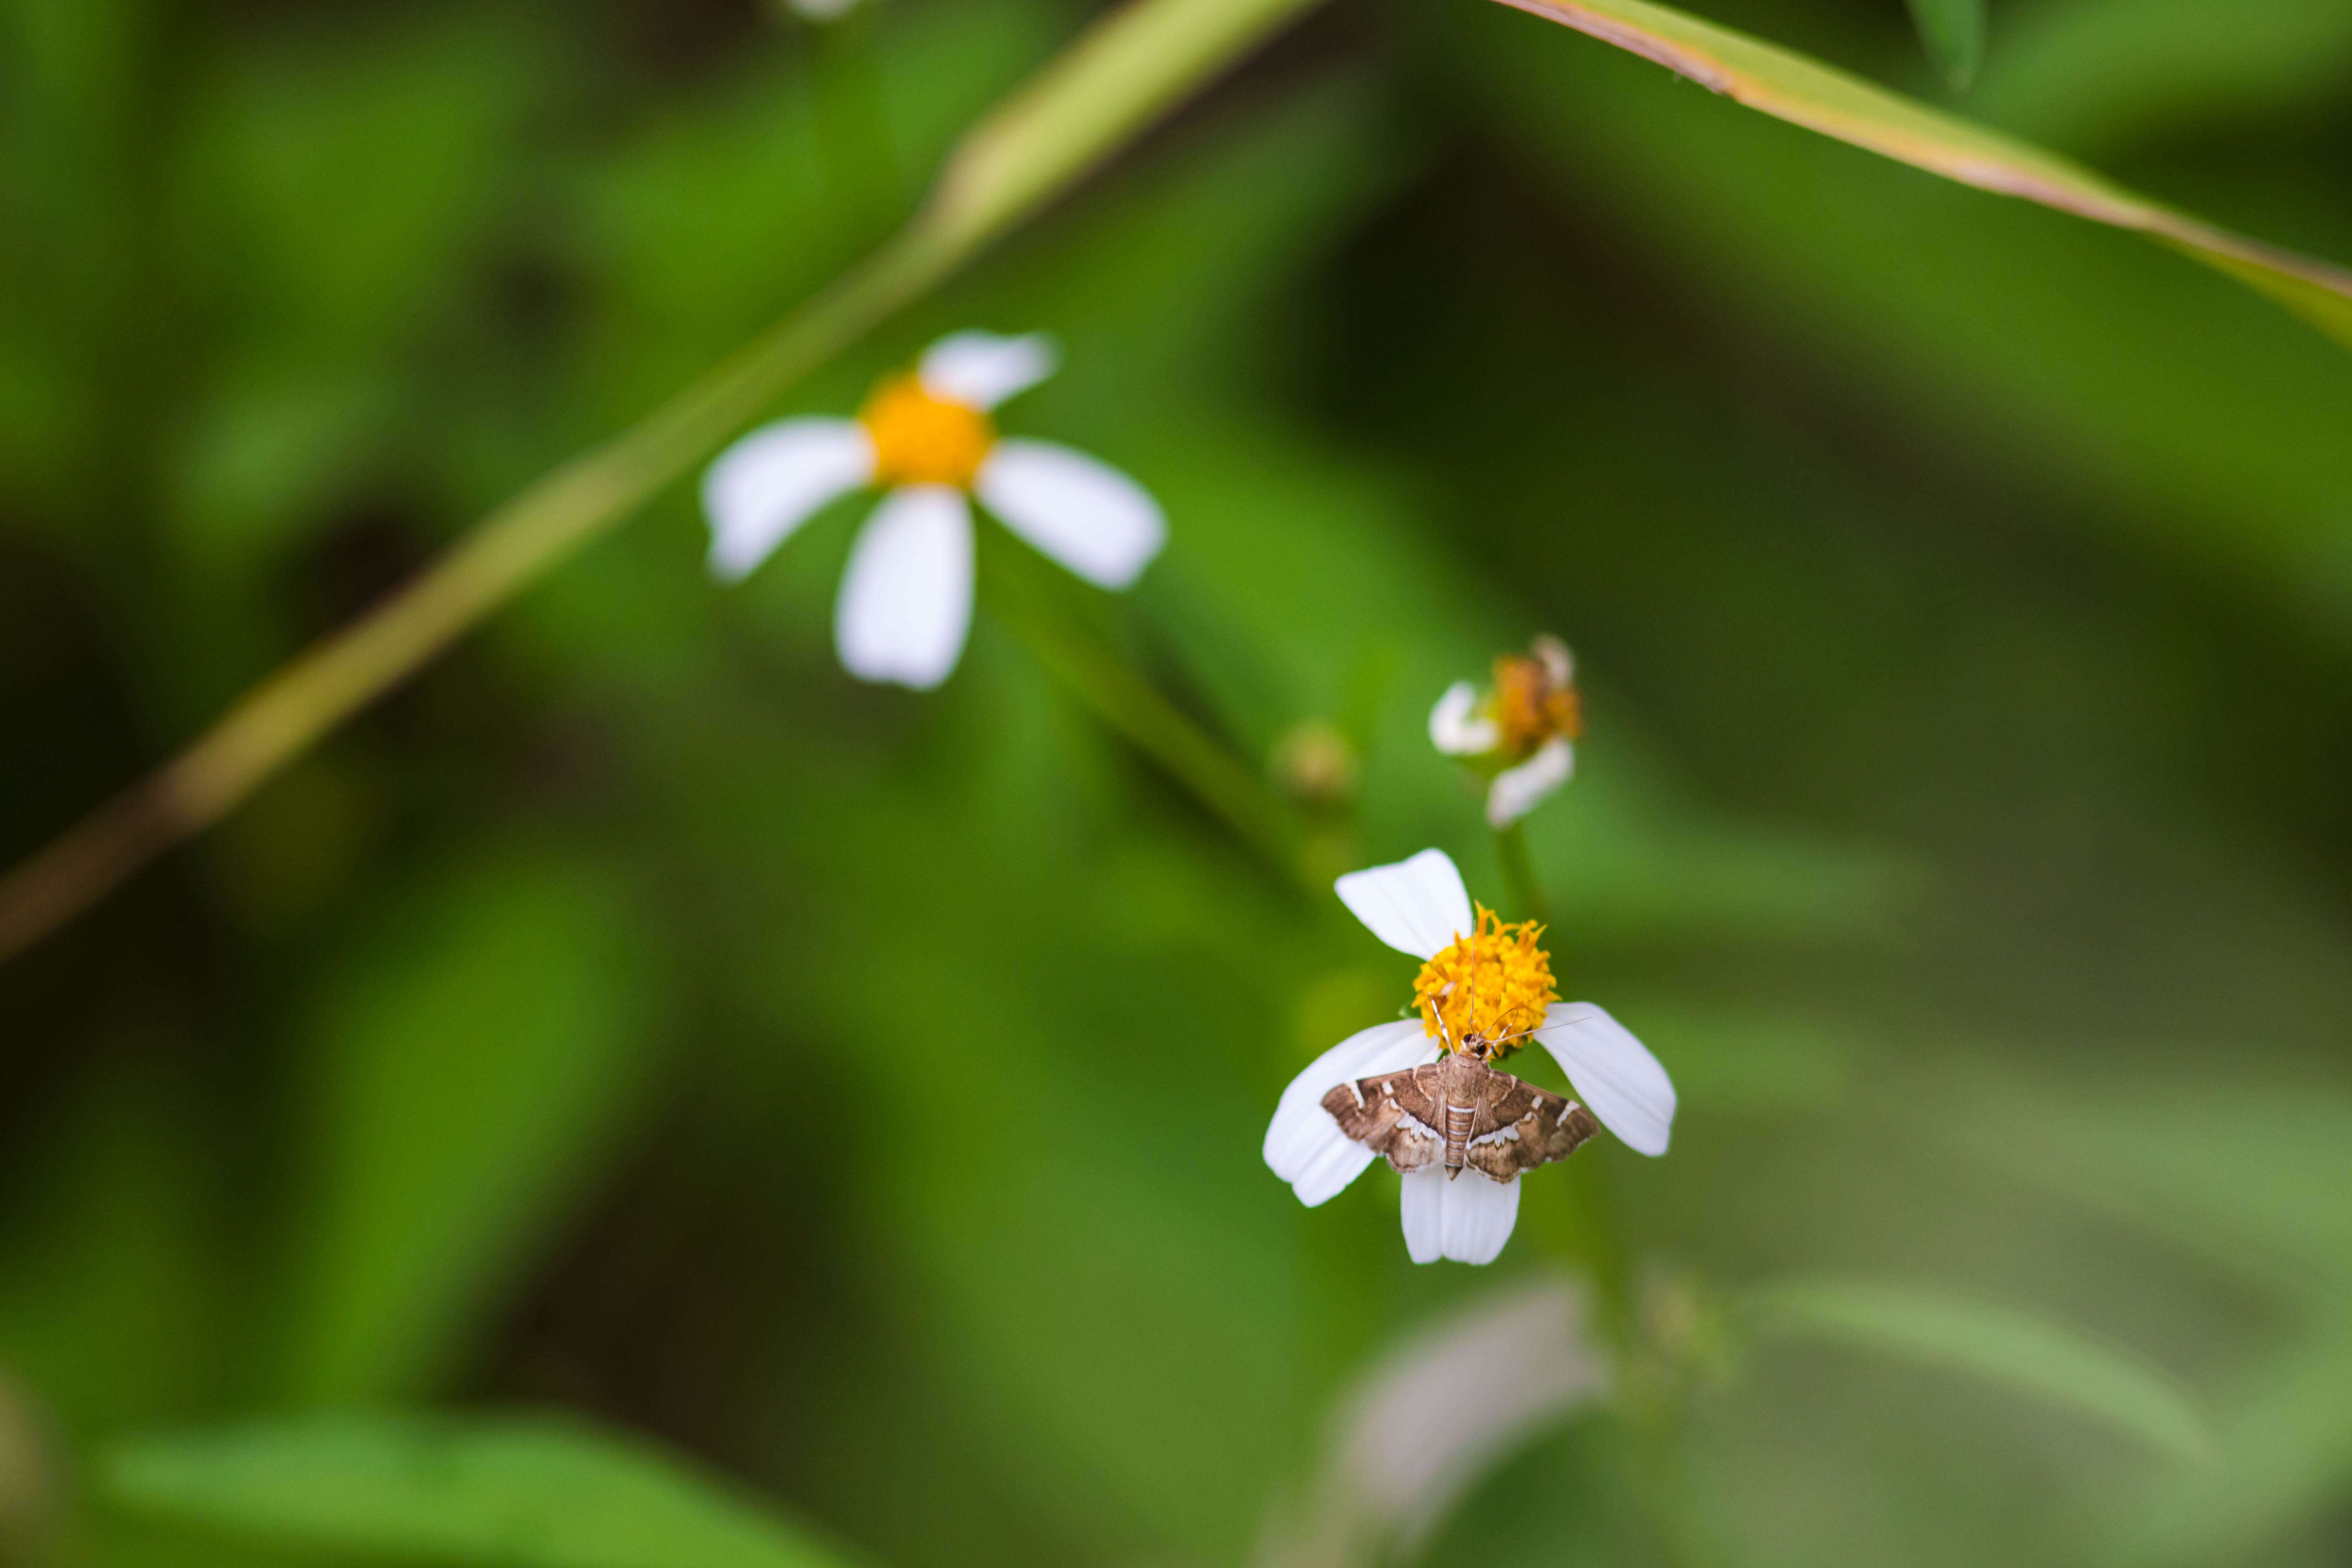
[1496,0,2352,347]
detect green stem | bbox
[0,0,1325,964]
[978,535,1310,889]
[1540,1148,1631,1350]
[1496,813,1698,1561]
[1493,820,1551,927]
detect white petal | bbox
[1335,849,1475,961]
[1286,1130,1379,1211]
[833,486,973,690]
[1265,1021,1440,1207]
[703,418,875,581]
[973,439,1165,590]
[918,331,1058,410]
[1399,1170,1521,1265]
[1532,635,1573,689]
[1485,736,1574,829]
[1534,1002,1676,1156]
[1399,1169,1447,1264]
[1429,682,1500,756]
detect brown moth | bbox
[1321,1043,1599,1183]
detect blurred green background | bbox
[4,0,2351,1564]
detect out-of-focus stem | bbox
[1493,821,1552,927]
[1549,1152,1632,1343]
[978,535,1310,889]
[0,0,1325,964]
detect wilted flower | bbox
[1263,848,1673,1265]
[702,331,1165,689]
[1430,635,1582,829]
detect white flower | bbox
[1263,848,1674,1265]
[702,330,1166,689]
[1266,1276,1608,1568]
[1428,682,1500,755]
[1484,738,1573,829]
[1430,636,1581,830]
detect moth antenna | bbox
[1488,1014,1551,1052]
[1421,981,1461,1055]
[1458,915,1481,1058]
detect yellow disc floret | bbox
[1412,905,1559,1057]
[860,373,996,489]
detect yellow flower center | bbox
[1412,905,1559,1057]
[1493,652,1581,757]
[860,374,996,489]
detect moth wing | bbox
[1473,1067,1545,1139]
[1466,1080,1601,1180]
[1320,1069,1407,1143]
[1322,1068,1444,1174]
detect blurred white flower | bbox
[1258,1275,1609,1568]
[1263,848,1674,1265]
[702,331,1165,689]
[784,0,862,20]
[1430,634,1581,829]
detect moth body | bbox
[1321,1047,1599,1183]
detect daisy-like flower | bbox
[702,330,1165,690]
[1430,635,1583,830]
[1264,848,1673,1265]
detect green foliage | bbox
[272,855,663,1405]
[1906,0,1987,89]
[1973,0,2352,154]
[0,1078,231,1440]
[1747,1277,2209,1458]
[1499,0,2352,348]
[3,1,2351,1567]
[1448,2,2352,634]
[107,1414,852,1568]
[171,13,546,573]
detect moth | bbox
[1321,1041,1599,1182]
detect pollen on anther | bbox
[1410,906,1558,1058]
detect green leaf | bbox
[1905,0,1986,88]
[1974,0,2352,156]
[2110,1313,2352,1566]
[273,855,662,1404]
[0,1074,229,1440]
[1493,0,2352,347]
[1453,3,2352,636]
[180,16,541,354]
[104,1414,851,1568]
[1747,1277,2210,1459]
